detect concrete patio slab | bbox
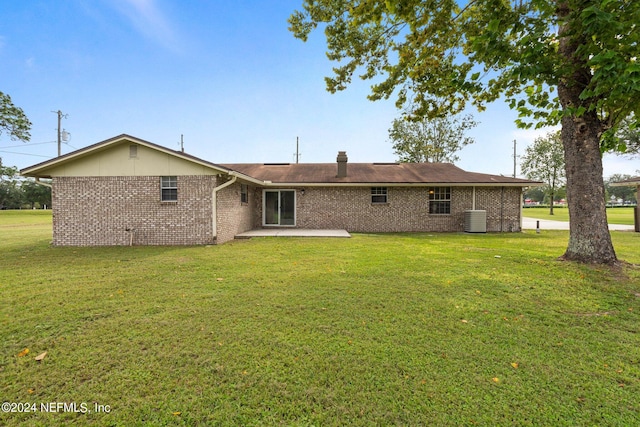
[236,229,351,239]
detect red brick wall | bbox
[473,186,523,232]
[52,176,216,246]
[290,186,522,232]
[51,178,523,246]
[215,180,257,244]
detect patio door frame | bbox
[263,189,296,227]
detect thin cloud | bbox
[107,0,182,52]
[512,126,560,147]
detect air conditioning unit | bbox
[464,210,487,233]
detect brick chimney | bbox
[336,151,348,178]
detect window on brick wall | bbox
[428,187,451,214]
[161,176,178,201]
[240,184,248,203]
[371,187,388,204]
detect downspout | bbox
[520,189,524,232]
[472,186,476,210]
[212,174,237,242]
[500,186,505,232]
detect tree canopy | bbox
[520,131,565,214]
[0,91,31,142]
[290,0,640,264]
[290,1,640,137]
[389,114,477,163]
[614,113,640,156]
[605,174,637,204]
[0,164,51,209]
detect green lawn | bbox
[1,211,639,426]
[523,206,636,225]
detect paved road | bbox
[522,217,634,231]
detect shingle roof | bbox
[20,133,540,187]
[221,162,539,186]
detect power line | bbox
[1,141,56,149]
[0,150,51,158]
[63,141,78,150]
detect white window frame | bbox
[371,187,388,204]
[160,176,178,202]
[428,186,451,214]
[240,184,249,204]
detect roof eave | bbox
[260,181,542,187]
[610,181,640,187]
[20,134,233,178]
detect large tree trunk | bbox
[557,3,618,264]
[559,112,617,264]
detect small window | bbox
[240,184,248,203]
[371,187,388,204]
[161,176,177,202]
[429,187,451,214]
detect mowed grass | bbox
[1,211,639,426]
[523,206,636,225]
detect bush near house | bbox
[1,211,639,426]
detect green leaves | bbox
[289,0,640,138]
[0,91,31,143]
[389,113,478,163]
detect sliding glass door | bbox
[263,190,296,226]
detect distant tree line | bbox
[519,131,638,209]
[524,174,637,207]
[0,164,51,209]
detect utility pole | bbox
[512,139,517,178]
[294,136,301,164]
[52,110,68,157]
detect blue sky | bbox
[1,0,637,178]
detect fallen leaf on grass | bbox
[492,377,500,383]
[172,411,181,416]
[28,389,35,394]
[216,278,224,281]
[511,362,519,369]
[461,319,468,323]
[17,348,29,357]
[34,352,47,362]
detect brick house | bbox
[21,134,540,246]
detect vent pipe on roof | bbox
[337,151,348,178]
